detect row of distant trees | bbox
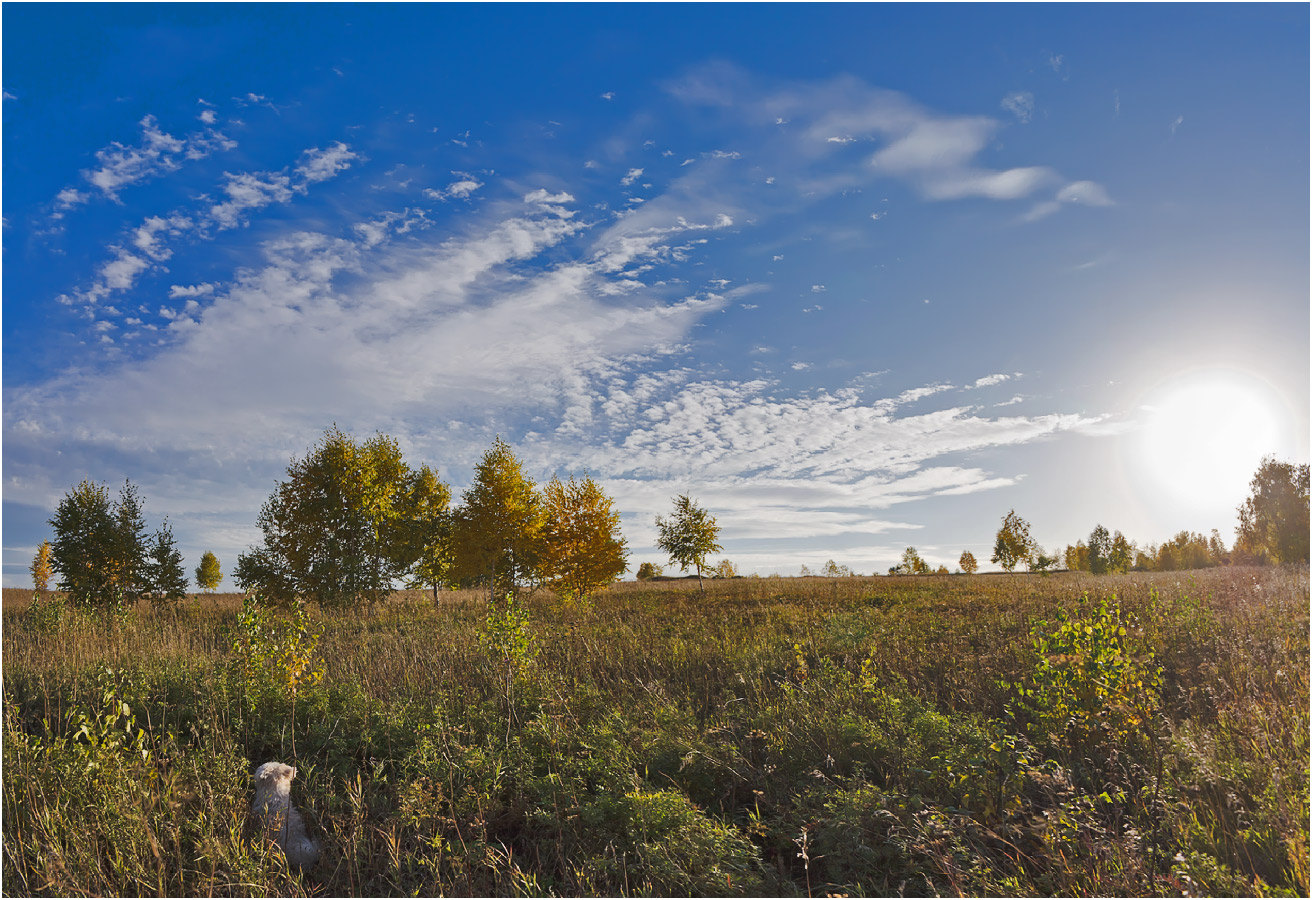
[35,427,1307,606]
[33,480,225,608]
[37,427,725,610]
[981,457,1308,575]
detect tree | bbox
[539,474,629,601]
[49,479,150,610]
[1109,531,1135,574]
[635,562,663,581]
[934,564,950,575]
[1032,549,1058,572]
[404,465,454,604]
[711,559,739,579]
[991,509,1034,572]
[452,437,544,600]
[195,551,223,592]
[237,426,438,607]
[112,480,149,603]
[143,519,189,604]
[820,559,852,578]
[958,550,978,575]
[654,494,722,592]
[1087,525,1112,575]
[1236,456,1310,565]
[30,540,53,595]
[890,546,930,575]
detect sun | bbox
[1134,368,1289,516]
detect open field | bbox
[4,568,1307,896]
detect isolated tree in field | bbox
[820,559,852,578]
[143,519,189,604]
[49,479,153,609]
[236,427,439,607]
[453,437,544,599]
[1032,549,1058,572]
[711,559,740,579]
[1235,456,1310,565]
[890,546,930,575]
[991,509,1034,572]
[539,474,628,601]
[635,562,663,581]
[195,551,223,592]
[958,550,978,575]
[404,465,454,603]
[655,494,722,592]
[1064,540,1089,572]
[30,540,53,595]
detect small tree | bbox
[453,437,544,600]
[112,480,150,603]
[710,559,739,579]
[405,465,454,604]
[31,540,53,595]
[1236,456,1310,565]
[1109,531,1135,574]
[890,546,930,575]
[195,551,223,593]
[820,559,852,577]
[1087,525,1112,575]
[992,509,1035,572]
[539,474,629,601]
[50,480,127,609]
[143,519,189,604]
[635,562,663,581]
[958,550,978,575]
[655,494,722,592]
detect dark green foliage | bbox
[144,519,189,604]
[48,479,155,610]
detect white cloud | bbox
[621,167,644,186]
[1001,91,1035,123]
[199,109,217,124]
[294,142,358,183]
[424,173,484,202]
[1023,179,1114,222]
[78,114,235,201]
[169,283,216,299]
[209,172,294,229]
[973,373,1012,388]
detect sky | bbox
[3,3,1308,587]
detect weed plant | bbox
[3,568,1307,896]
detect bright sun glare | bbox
[1136,369,1288,514]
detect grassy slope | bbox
[3,568,1307,896]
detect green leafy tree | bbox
[539,474,628,601]
[635,562,663,581]
[195,551,223,593]
[49,480,147,610]
[1032,549,1058,572]
[30,540,53,595]
[1087,524,1112,575]
[655,494,723,592]
[711,559,740,579]
[112,480,149,603]
[143,519,189,604]
[890,546,930,575]
[958,550,978,575]
[1109,531,1135,574]
[1236,456,1310,565]
[452,437,544,600]
[991,509,1034,572]
[236,426,437,607]
[404,465,454,604]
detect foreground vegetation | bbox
[4,568,1308,896]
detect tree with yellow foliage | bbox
[453,437,544,600]
[30,540,53,595]
[539,474,628,601]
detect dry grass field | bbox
[3,568,1307,896]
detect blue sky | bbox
[4,3,1308,586]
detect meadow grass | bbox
[3,568,1307,896]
